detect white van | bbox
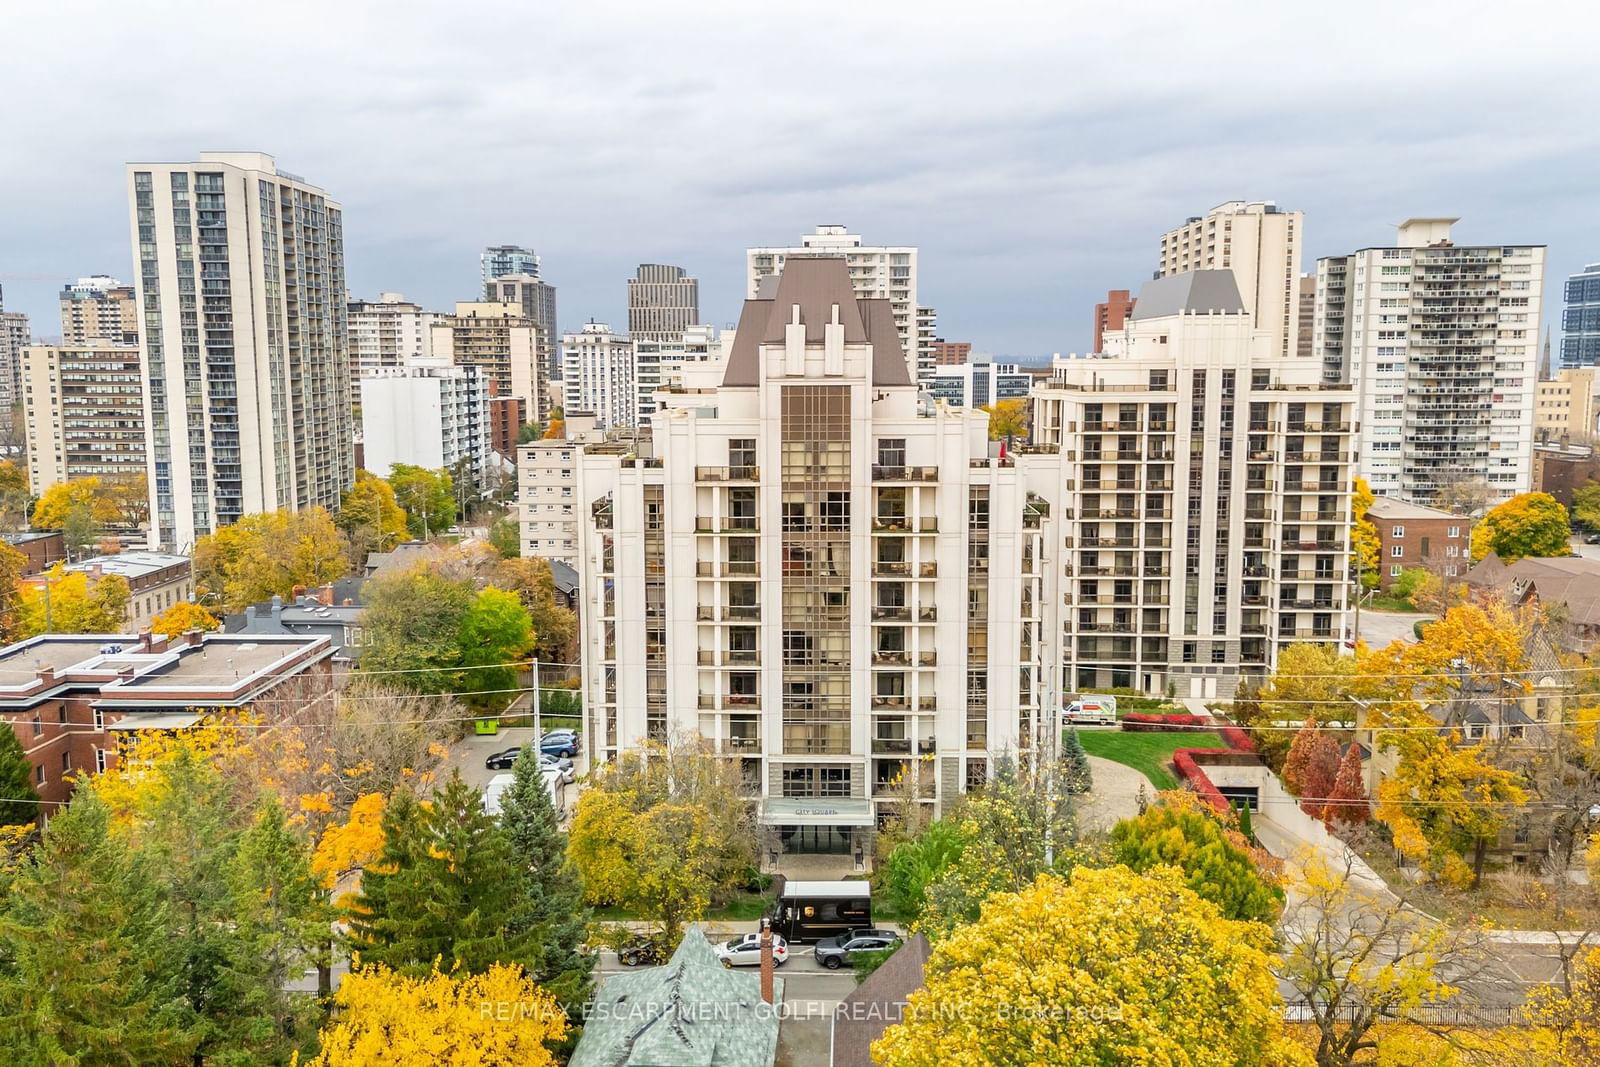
[1063,693,1118,726]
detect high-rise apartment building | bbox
[21,343,146,492]
[127,152,354,550]
[1157,201,1302,359]
[517,411,605,565]
[1091,289,1136,353]
[748,226,925,383]
[1033,270,1356,698]
[632,324,723,427]
[574,256,1053,850]
[1562,263,1600,369]
[0,286,29,426]
[1315,218,1545,505]
[930,340,972,367]
[359,365,490,495]
[346,293,436,403]
[562,322,635,430]
[928,354,1032,408]
[59,276,139,346]
[627,264,699,342]
[481,245,540,290]
[431,302,545,426]
[1295,274,1316,360]
[486,273,559,389]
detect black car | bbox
[484,746,521,770]
[617,936,666,967]
[813,928,902,969]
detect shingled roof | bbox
[569,925,783,1067]
[829,933,932,1066]
[721,256,912,388]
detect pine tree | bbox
[223,797,329,1063]
[1236,800,1255,845]
[351,771,542,976]
[1061,727,1093,795]
[0,790,198,1063]
[1321,745,1371,829]
[0,726,39,827]
[500,744,593,1012]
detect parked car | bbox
[484,746,522,770]
[540,729,581,759]
[814,929,902,970]
[541,752,576,782]
[617,936,666,967]
[713,932,788,969]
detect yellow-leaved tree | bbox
[1470,492,1570,562]
[148,601,220,639]
[873,866,1311,1066]
[193,507,348,611]
[1351,475,1380,589]
[16,565,131,637]
[980,397,1028,440]
[30,477,123,529]
[302,961,567,1066]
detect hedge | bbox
[1120,713,1210,733]
[1172,722,1256,812]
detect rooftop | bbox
[1130,270,1246,320]
[1367,497,1466,522]
[65,550,190,580]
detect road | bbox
[594,938,860,1015]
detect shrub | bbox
[1120,713,1208,732]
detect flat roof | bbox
[66,551,190,579]
[0,635,123,688]
[121,639,309,688]
[1368,496,1464,521]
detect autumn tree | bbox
[499,743,592,1013]
[31,477,123,558]
[1277,846,1494,1067]
[488,514,520,558]
[305,962,567,1067]
[0,726,39,827]
[192,507,349,611]
[350,773,544,976]
[1283,721,1341,817]
[1351,475,1380,589]
[387,464,455,540]
[1471,492,1571,562]
[1573,485,1600,533]
[980,397,1028,440]
[457,587,533,710]
[339,469,410,565]
[0,540,24,643]
[873,866,1309,1066]
[1109,792,1284,923]
[15,565,131,637]
[0,790,200,1064]
[917,755,1082,938]
[1322,744,1370,828]
[101,473,150,529]
[490,555,577,660]
[1238,642,1390,771]
[567,736,756,946]
[0,459,28,527]
[148,600,220,639]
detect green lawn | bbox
[1365,594,1419,613]
[1077,730,1228,790]
[592,889,770,923]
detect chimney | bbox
[183,628,203,647]
[138,630,153,652]
[759,918,775,1005]
[319,584,334,606]
[270,594,284,622]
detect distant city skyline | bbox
[1,4,1595,358]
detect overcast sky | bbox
[3,1,1596,358]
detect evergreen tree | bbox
[138,746,252,1063]
[223,797,329,1064]
[1061,727,1093,795]
[0,726,39,827]
[500,744,593,1010]
[1236,800,1255,845]
[351,772,542,976]
[0,790,198,1064]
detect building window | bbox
[61,751,70,772]
[31,715,41,737]
[34,764,44,785]
[1447,526,1461,538]
[1391,545,1404,557]
[1390,564,1402,576]
[96,748,108,773]
[93,708,104,730]
[1391,526,1404,537]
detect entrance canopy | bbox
[761,797,874,827]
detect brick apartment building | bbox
[1092,289,1135,352]
[490,394,527,457]
[1533,441,1600,508]
[0,531,67,575]
[1368,497,1473,588]
[1,630,334,811]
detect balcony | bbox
[873,561,910,576]
[872,465,939,482]
[919,562,938,578]
[918,651,937,667]
[696,465,760,481]
[917,606,938,622]
[872,650,909,665]
[872,736,913,754]
[873,605,910,621]
[919,696,938,711]
[725,649,760,665]
[721,735,762,754]
[871,695,910,710]
[696,517,760,533]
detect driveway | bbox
[1077,755,1147,832]
[1358,608,1431,650]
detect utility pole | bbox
[531,658,541,739]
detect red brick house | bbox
[1367,497,1472,589]
[1,630,334,812]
